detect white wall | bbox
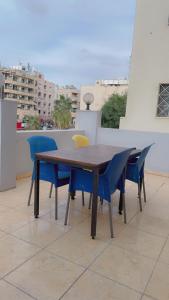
[120,0,169,132]
[97,128,169,174]
[0,100,17,191]
[16,129,84,177]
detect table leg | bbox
[119,192,123,214]
[91,169,99,239]
[34,159,40,218]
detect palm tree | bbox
[52,95,72,129]
[23,115,41,130]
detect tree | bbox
[101,93,127,128]
[23,115,41,130]
[52,95,72,129]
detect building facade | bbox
[80,80,128,111]
[0,65,37,120]
[36,72,56,121]
[0,65,80,124]
[120,0,169,132]
[55,85,80,122]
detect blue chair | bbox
[64,148,134,238]
[27,136,70,219]
[126,144,154,211]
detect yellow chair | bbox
[72,134,90,206]
[72,134,90,148]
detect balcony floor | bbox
[0,173,169,300]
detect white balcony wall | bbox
[16,129,84,177]
[97,128,169,175]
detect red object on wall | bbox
[16,121,22,130]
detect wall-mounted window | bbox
[157,84,169,117]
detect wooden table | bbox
[34,145,140,239]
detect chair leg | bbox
[100,197,103,205]
[82,191,85,206]
[49,183,53,198]
[70,191,76,200]
[138,181,143,212]
[143,177,147,203]
[108,201,114,238]
[64,193,71,225]
[122,193,127,224]
[27,180,34,206]
[88,193,92,209]
[55,187,58,220]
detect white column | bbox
[75,110,101,144]
[0,100,17,191]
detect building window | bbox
[157,84,169,117]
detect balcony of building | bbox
[0,103,169,300]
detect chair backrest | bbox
[104,148,135,192]
[72,134,90,148]
[136,144,154,172]
[27,136,57,161]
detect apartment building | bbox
[80,79,128,111]
[55,85,80,122]
[36,72,56,121]
[120,0,169,133]
[0,65,37,120]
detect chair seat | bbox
[32,161,70,184]
[69,168,123,202]
[58,171,70,179]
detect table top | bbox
[36,144,140,170]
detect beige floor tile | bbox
[159,239,169,265]
[47,228,108,267]
[142,296,155,300]
[6,250,84,300]
[130,213,169,237]
[0,230,6,239]
[76,209,126,241]
[0,235,39,278]
[0,280,33,300]
[145,262,169,300]
[13,219,70,247]
[0,205,13,214]
[43,204,89,227]
[113,226,165,260]
[142,193,169,220]
[15,200,53,217]
[90,245,156,292]
[144,174,166,190]
[62,270,141,300]
[0,210,34,233]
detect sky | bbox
[0,0,136,87]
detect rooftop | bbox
[0,173,169,300]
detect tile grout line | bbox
[140,234,169,300]
[2,278,37,300]
[58,239,113,300]
[0,178,167,300]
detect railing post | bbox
[75,110,101,144]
